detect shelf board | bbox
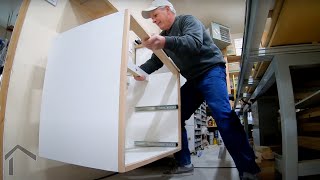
[70,0,118,20]
[227,56,241,63]
[298,136,320,151]
[268,0,320,47]
[295,90,320,109]
[229,71,240,76]
[125,147,178,166]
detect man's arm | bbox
[164,15,203,55]
[139,53,164,74]
[134,53,163,81]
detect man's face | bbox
[150,7,171,30]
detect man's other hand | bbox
[134,75,146,81]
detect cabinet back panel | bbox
[39,12,125,171]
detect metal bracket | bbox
[135,105,178,112]
[134,141,178,147]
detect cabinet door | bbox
[39,12,126,172]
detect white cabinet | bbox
[39,10,181,172]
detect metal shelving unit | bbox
[236,0,320,179]
[0,39,8,68]
[186,102,207,154]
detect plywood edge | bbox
[135,44,144,49]
[253,0,284,82]
[267,0,320,46]
[104,0,118,13]
[298,136,320,151]
[177,74,181,149]
[124,148,180,172]
[129,15,179,75]
[254,61,270,79]
[0,1,30,179]
[118,9,130,172]
[70,0,118,20]
[227,55,241,63]
[263,0,285,47]
[298,106,320,119]
[225,56,231,94]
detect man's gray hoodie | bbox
[140,15,225,80]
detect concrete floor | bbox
[101,145,242,180]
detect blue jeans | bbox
[174,64,260,175]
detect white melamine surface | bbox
[125,147,178,165]
[127,73,178,107]
[125,73,179,149]
[125,111,179,148]
[39,12,125,171]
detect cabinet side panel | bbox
[39,12,125,171]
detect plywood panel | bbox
[0,1,30,180]
[3,0,115,179]
[39,12,125,172]
[59,0,118,32]
[2,0,180,177]
[269,0,320,46]
[261,0,284,47]
[70,0,117,19]
[298,136,320,151]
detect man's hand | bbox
[142,34,165,50]
[134,75,146,81]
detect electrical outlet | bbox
[46,0,58,6]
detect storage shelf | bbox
[229,71,240,76]
[275,154,320,177]
[236,0,320,179]
[187,102,207,154]
[227,56,241,63]
[295,90,320,109]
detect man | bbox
[135,0,260,179]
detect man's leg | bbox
[168,80,203,173]
[198,65,260,176]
